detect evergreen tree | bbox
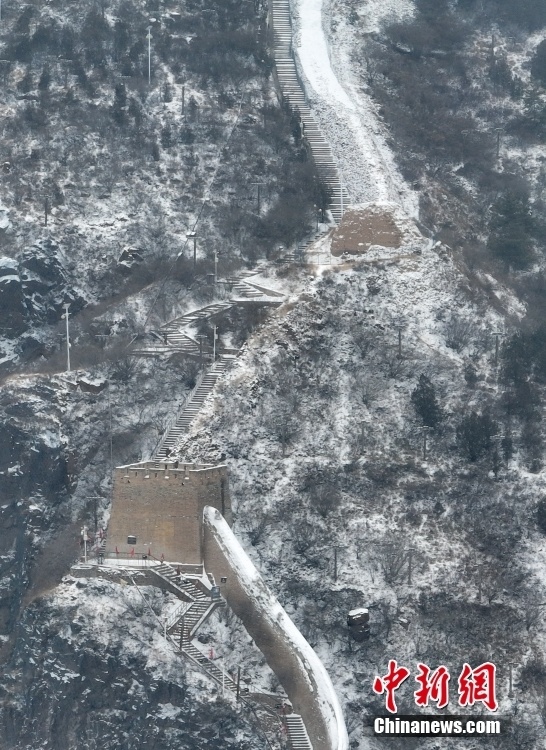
[487,191,535,268]
[112,82,127,124]
[38,65,51,91]
[411,374,442,428]
[531,39,546,87]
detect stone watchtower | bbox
[106,460,232,564]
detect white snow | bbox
[352,0,414,33]
[348,608,368,617]
[0,202,11,230]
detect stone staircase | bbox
[154,353,236,460]
[271,0,348,229]
[148,269,284,459]
[133,272,282,358]
[286,713,313,750]
[180,641,238,694]
[152,563,222,641]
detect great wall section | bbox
[71,2,350,750]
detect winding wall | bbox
[270,0,348,225]
[203,506,349,750]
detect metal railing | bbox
[153,367,207,458]
[164,600,193,630]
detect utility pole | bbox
[212,324,218,362]
[197,334,207,364]
[508,663,514,698]
[407,547,415,585]
[251,181,265,214]
[332,545,346,582]
[107,374,113,482]
[214,249,218,283]
[494,127,503,159]
[493,331,504,367]
[63,303,71,372]
[86,496,102,532]
[420,426,429,460]
[94,334,114,482]
[395,324,405,358]
[147,26,152,85]
[179,615,185,650]
[236,666,241,701]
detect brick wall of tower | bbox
[106,464,231,563]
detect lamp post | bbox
[147,26,152,85]
[81,525,89,563]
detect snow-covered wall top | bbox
[203,506,349,750]
[292,0,419,216]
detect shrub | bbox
[487,191,535,268]
[444,315,474,352]
[456,411,498,462]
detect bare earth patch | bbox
[331,202,423,256]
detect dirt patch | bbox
[332,209,402,256]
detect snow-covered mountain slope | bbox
[177,248,544,747]
[3,0,546,747]
[0,577,266,749]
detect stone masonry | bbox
[106,461,231,564]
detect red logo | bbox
[414,663,450,709]
[458,662,498,712]
[373,662,497,713]
[372,660,411,714]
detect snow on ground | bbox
[291,0,419,217]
